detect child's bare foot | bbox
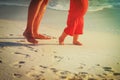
[34,34,51,39]
[73,41,82,46]
[23,32,38,44]
[59,32,67,45]
[59,37,64,45]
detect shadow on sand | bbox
[0,41,74,47]
[0,37,73,47]
[0,42,28,47]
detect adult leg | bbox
[33,0,51,39]
[23,0,43,44]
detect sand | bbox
[0,5,120,80]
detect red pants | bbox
[64,0,88,36]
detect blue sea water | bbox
[0,0,120,11]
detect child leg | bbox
[59,32,67,45]
[73,34,82,45]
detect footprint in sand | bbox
[50,68,58,73]
[25,46,38,52]
[0,60,2,64]
[55,69,98,80]
[113,72,120,76]
[53,70,77,80]
[96,74,106,79]
[14,52,30,58]
[12,61,26,68]
[54,56,64,62]
[59,71,72,79]
[49,67,86,79]
[96,64,101,66]
[39,65,48,69]
[25,65,102,80]
[9,34,14,36]
[13,73,23,78]
[117,62,119,65]
[26,67,45,80]
[102,66,114,72]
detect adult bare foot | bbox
[34,34,51,39]
[23,32,38,44]
[73,41,82,46]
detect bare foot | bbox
[59,37,64,45]
[59,32,67,45]
[34,34,51,39]
[73,41,82,46]
[23,32,38,44]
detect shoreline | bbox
[0,5,120,34]
[0,5,120,80]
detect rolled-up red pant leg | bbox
[64,16,84,36]
[64,16,77,36]
[74,17,84,35]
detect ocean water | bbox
[0,0,30,7]
[0,0,120,34]
[49,0,120,11]
[0,0,120,11]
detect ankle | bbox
[59,36,65,45]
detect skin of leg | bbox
[24,0,43,35]
[23,0,43,44]
[33,0,51,39]
[59,32,67,45]
[73,34,82,45]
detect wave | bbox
[0,1,29,7]
[48,0,120,11]
[88,4,113,12]
[0,3,28,7]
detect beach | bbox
[0,5,120,80]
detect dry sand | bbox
[0,6,120,80]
